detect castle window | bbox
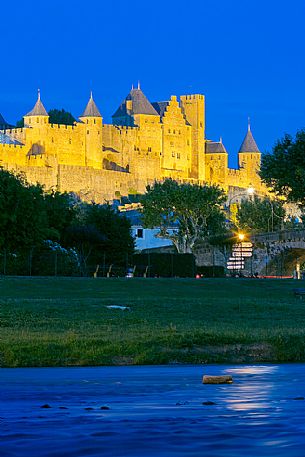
[168,129,171,133]
[36,118,39,123]
[69,139,71,144]
[148,147,152,152]
[200,122,203,128]
[187,140,190,146]
[170,141,174,146]
[173,130,176,134]
[179,130,181,134]
[94,119,96,124]
[98,131,100,135]
[51,137,54,143]
[134,145,137,151]
[87,120,89,124]
[172,152,175,157]
[177,153,181,159]
[87,130,89,134]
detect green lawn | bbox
[0,277,304,367]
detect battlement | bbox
[50,124,77,131]
[0,143,24,150]
[228,168,240,176]
[1,127,24,135]
[180,94,204,101]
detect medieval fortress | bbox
[0,86,263,202]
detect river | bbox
[1,364,305,456]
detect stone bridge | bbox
[250,229,305,276]
[195,229,305,276]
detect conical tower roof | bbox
[239,122,260,153]
[113,84,159,118]
[80,92,102,117]
[206,139,227,154]
[0,113,10,129]
[26,90,48,116]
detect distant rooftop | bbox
[80,92,102,117]
[206,141,227,154]
[25,90,48,116]
[0,131,23,145]
[113,85,159,119]
[239,124,260,153]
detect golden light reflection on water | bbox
[220,366,279,412]
[224,366,278,375]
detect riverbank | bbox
[0,277,304,367]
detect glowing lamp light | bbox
[238,233,245,241]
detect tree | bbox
[260,130,305,206]
[44,190,77,241]
[64,225,106,276]
[141,179,226,253]
[0,169,48,253]
[48,109,76,125]
[85,204,135,264]
[236,196,285,233]
[15,108,76,128]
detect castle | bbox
[0,86,264,202]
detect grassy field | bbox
[0,277,305,367]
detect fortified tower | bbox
[23,90,49,155]
[180,94,205,180]
[205,139,228,189]
[238,121,261,188]
[79,92,103,169]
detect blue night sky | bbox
[1,0,304,167]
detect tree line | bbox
[1,127,304,271]
[0,169,134,275]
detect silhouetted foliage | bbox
[236,196,285,233]
[85,204,135,264]
[15,108,76,128]
[141,178,226,253]
[48,109,76,125]
[260,130,305,207]
[0,169,48,253]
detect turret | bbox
[205,138,228,188]
[112,83,159,127]
[238,120,261,187]
[23,89,49,127]
[79,92,103,168]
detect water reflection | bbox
[221,366,279,412]
[1,364,305,457]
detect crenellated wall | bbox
[0,91,264,202]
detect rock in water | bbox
[202,375,233,384]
